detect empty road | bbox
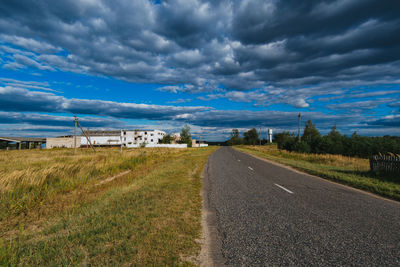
[204,147,400,266]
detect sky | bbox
[0,0,399,141]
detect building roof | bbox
[83,130,120,136]
[0,136,46,142]
[81,130,165,136]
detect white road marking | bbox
[238,159,241,162]
[274,183,293,194]
[248,166,254,171]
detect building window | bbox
[151,139,153,142]
[124,138,126,141]
[145,131,147,134]
[124,131,126,135]
[145,138,147,140]
[134,137,137,140]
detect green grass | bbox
[0,147,217,266]
[235,145,400,201]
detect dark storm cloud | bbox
[232,0,400,44]
[326,99,391,112]
[0,86,212,120]
[178,109,359,129]
[0,0,399,137]
[182,110,399,136]
[0,112,123,128]
[367,115,400,127]
[0,86,64,113]
[0,84,360,131]
[0,84,394,136]
[1,0,399,108]
[154,0,230,49]
[64,98,210,119]
[388,102,400,108]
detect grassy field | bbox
[235,145,400,201]
[0,146,217,266]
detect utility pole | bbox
[120,130,123,155]
[259,128,262,146]
[74,115,77,154]
[86,128,92,148]
[199,130,201,145]
[77,120,96,152]
[298,113,301,142]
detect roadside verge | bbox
[199,156,226,266]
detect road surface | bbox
[204,147,400,266]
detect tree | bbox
[292,141,311,153]
[323,125,344,154]
[302,120,322,153]
[231,129,239,138]
[274,132,295,149]
[243,128,259,145]
[227,129,243,146]
[159,134,172,144]
[180,125,192,147]
[302,120,320,143]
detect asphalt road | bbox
[205,147,400,266]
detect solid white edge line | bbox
[248,166,254,171]
[274,183,293,194]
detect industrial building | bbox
[46,129,169,149]
[46,136,79,149]
[0,137,46,150]
[1,130,207,150]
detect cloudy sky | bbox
[1,0,399,140]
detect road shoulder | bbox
[199,157,226,266]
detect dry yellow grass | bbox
[243,145,369,171]
[0,146,218,265]
[0,148,177,190]
[0,147,182,220]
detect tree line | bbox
[227,128,262,146]
[226,122,400,158]
[274,120,400,158]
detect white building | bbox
[81,130,166,148]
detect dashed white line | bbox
[248,166,254,171]
[237,159,241,162]
[274,183,293,194]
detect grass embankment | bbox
[235,145,400,201]
[0,146,217,266]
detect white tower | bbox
[268,129,273,143]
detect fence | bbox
[370,154,400,173]
[145,144,187,148]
